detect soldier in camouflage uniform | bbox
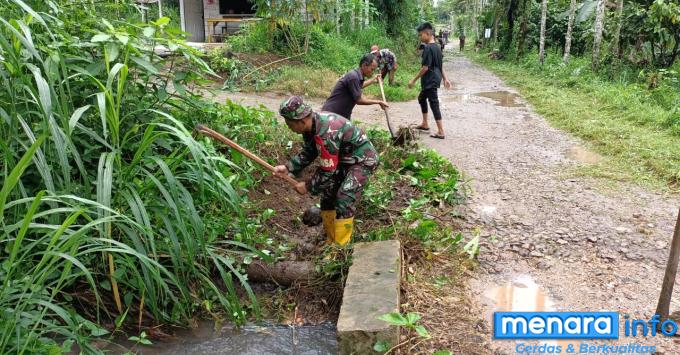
[273,96,379,246]
[371,45,398,85]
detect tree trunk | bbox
[363,0,369,29]
[612,0,625,59]
[336,0,341,34]
[350,1,356,31]
[472,0,479,42]
[246,260,320,286]
[493,12,500,46]
[539,0,548,65]
[592,0,606,70]
[563,0,577,64]
[517,0,528,58]
[503,0,518,52]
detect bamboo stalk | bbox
[108,253,123,313]
[138,293,145,331]
[195,124,300,188]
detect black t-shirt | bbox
[421,43,443,90]
[321,68,364,119]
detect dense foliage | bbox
[219,1,440,101]
[437,0,680,69]
[0,0,286,352]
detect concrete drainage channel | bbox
[337,240,402,354]
[106,240,402,354]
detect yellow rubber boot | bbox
[320,210,336,244]
[333,217,354,246]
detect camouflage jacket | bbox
[376,49,397,70]
[286,112,379,195]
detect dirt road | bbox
[211,50,680,353]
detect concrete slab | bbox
[337,240,401,355]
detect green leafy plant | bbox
[463,230,481,259]
[0,1,278,353]
[128,331,152,346]
[378,311,431,339]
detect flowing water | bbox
[100,322,337,355]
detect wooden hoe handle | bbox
[377,76,396,138]
[195,124,300,188]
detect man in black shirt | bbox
[322,53,389,120]
[408,22,451,139]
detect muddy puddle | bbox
[484,275,582,352]
[566,145,603,164]
[444,91,525,107]
[99,322,337,355]
[484,274,555,313]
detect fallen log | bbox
[246,260,320,286]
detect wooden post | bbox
[655,207,680,320]
[179,0,186,32]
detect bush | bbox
[0,2,279,353]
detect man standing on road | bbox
[274,96,379,246]
[322,53,389,120]
[408,22,452,140]
[370,45,398,86]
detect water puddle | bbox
[443,91,525,107]
[566,145,602,164]
[444,94,472,102]
[475,91,525,107]
[485,274,555,313]
[97,322,337,354]
[485,276,580,352]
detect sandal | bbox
[415,125,430,131]
[430,133,445,139]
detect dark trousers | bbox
[418,88,442,121]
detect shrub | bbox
[0,1,275,352]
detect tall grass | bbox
[227,20,422,101]
[0,0,272,352]
[471,51,680,187]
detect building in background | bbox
[179,0,257,43]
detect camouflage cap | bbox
[279,96,312,120]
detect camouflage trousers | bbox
[319,163,376,219]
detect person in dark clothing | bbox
[459,32,466,52]
[408,22,451,139]
[321,53,388,120]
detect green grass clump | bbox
[361,129,466,249]
[0,2,285,353]
[227,21,422,102]
[470,51,680,188]
[267,65,339,98]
